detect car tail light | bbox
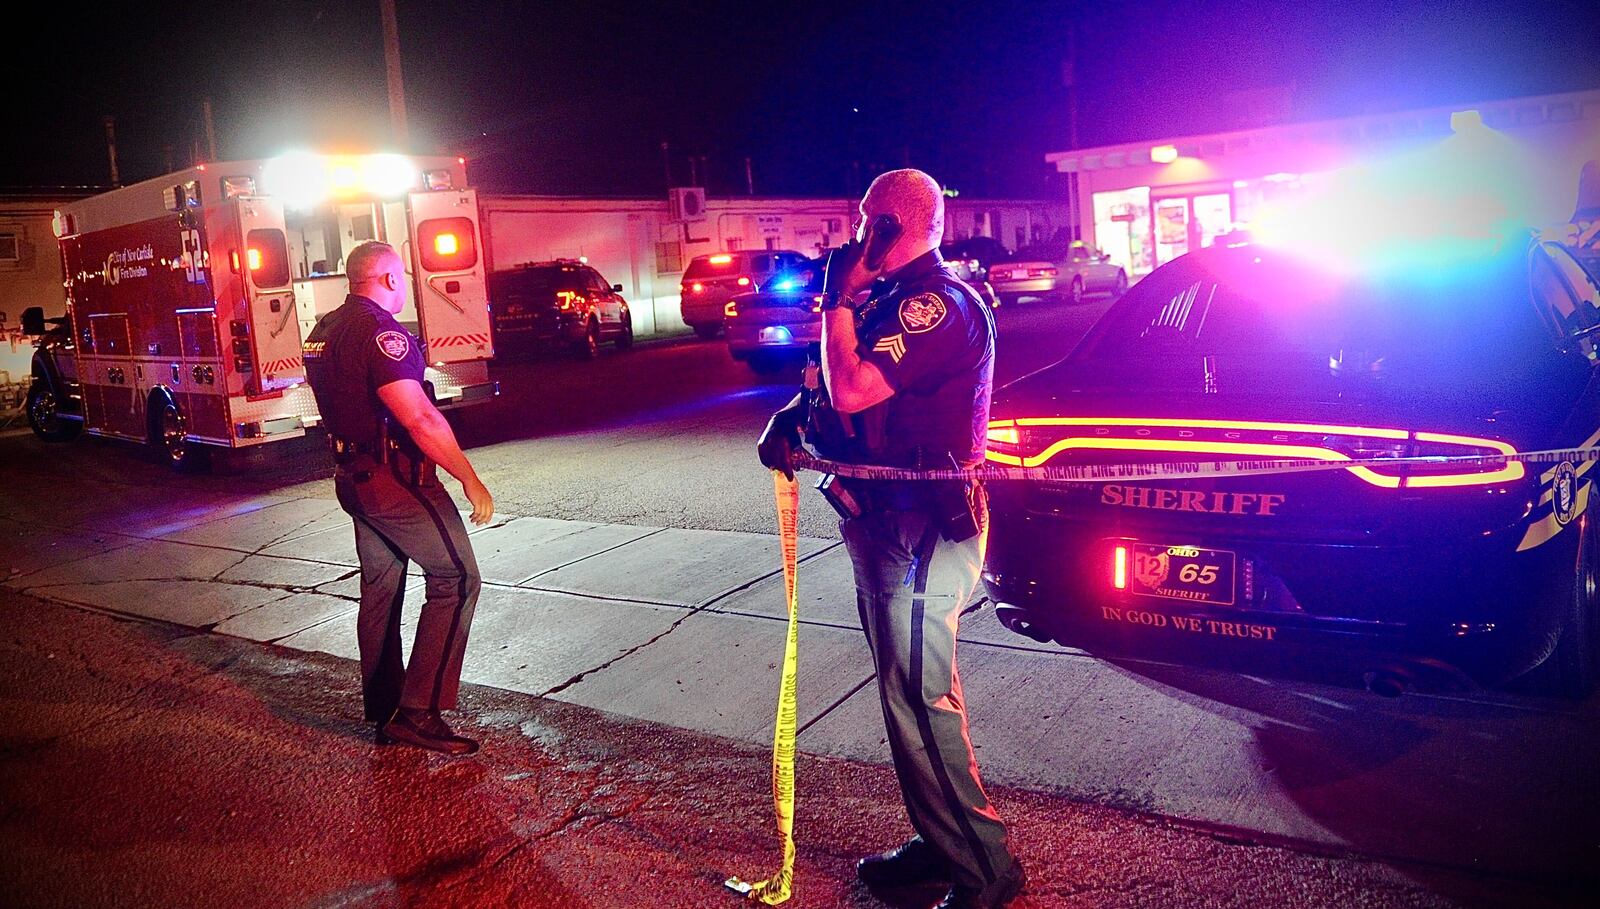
[1029,267,1058,278]
[737,276,751,287]
[812,294,824,313]
[433,232,460,256]
[557,291,583,310]
[690,282,704,293]
[984,417,1524,489]
[986,420,1021,450]
[724,301,738,318]
[1112,545,1129,590]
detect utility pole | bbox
[688,155,699,186]
[103,116,121,187]
[744,157,754,195]
[1062,24,1081,241]
[201,98,219,161]
[379,0,409,148]
[661,141,672,189]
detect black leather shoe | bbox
[377,708,477,755]
[423,710,480,754]
[856,836,952,889]
[935,859,1025,909]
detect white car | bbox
[990,242,1128,305]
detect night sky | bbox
[5,1,1596,199]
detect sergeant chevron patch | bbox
[873,333,907,363]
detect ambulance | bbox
[27,151,495,469]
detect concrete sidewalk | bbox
[2,481,1597,887]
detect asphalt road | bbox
[0,295,1114,538]
[1,587,1566,909]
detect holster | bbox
[379,419,438,488]
[816,473,864,520]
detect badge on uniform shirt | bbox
[899,293,948,334]
[376,330,410,361]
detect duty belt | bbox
[327,435,382,465]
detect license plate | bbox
[1128,543,1236,606]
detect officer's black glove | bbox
[757,408,803,480]
[820,242,864,308]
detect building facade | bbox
[1,194,87,391]
[1048,90,1600,279]
[479,194,1068,337]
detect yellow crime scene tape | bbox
[793,444,1600,484]
[725,472,802,904]
[725,440,1598,902]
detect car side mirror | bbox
[612,284,623,293]
[21,306,45,335]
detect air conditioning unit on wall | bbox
[668,187,706,221]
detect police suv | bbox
[982,238,1600,697]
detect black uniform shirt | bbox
[850,249,995,466]
[303,294,425,447]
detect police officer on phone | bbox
[303,240,494,756]
[757,170,1023,908]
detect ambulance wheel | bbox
[1546,515,1598,699]
[150,398,210,473]
[26,381,80,442]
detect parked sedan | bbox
[724,261,824,374]
[488,259,633,358]
[990,241,1128,305]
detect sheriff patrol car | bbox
[981,238,1600,698]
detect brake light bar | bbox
[1112,545,1129,590]
[985,418,1524,489]
[709,254,733,265]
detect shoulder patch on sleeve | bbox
[375,330,410,361]
[899,292,949,334]
[873,333,907,363]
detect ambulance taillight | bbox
[417,217,477,271]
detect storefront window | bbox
[1093,187,1153,276]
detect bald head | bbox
[347,241,400,284]
[346,241,406,314]
[861,169,945,258]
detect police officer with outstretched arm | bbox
[757,170,1023,908]
[303,241,493,756]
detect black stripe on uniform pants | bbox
[390,459,473,711]
[355,514,410,721]
[907,519,998,886]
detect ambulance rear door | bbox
[406,188,493,364]
[233,198,304,395]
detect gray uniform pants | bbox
[334,460,481,722]
[841,504,1014,893]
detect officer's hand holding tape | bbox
[758,407,803,480]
